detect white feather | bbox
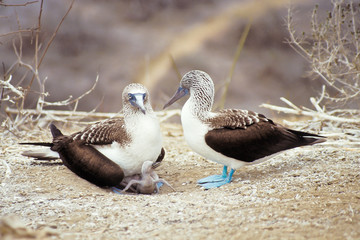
[94,112,162,177]
[22,147,59,159]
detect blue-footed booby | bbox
[21,83,165,190]
[164,70,326,189]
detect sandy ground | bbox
[0,122,359,239]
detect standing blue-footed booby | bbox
[21,83,164,190]
[164,70,326,189]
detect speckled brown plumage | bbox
[72,118,130,146]
[207,109,268,129]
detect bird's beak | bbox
[163,87,189,109]
[129,93,146,114]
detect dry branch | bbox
[287,1,360,108]
[0,0,79,133]
[261,97,360,147]
[260,97,359,124]
[37,0,75,70]
[0,75,23,98]
[0,1,38,7]
[217,19,252,110]
[278,1,360,147]
[0,29,34,38]
[5,108,180,122]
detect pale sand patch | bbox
[1,123,359,239]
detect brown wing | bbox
[52,135,124,187]
[205,120,323,162]
[71,118,130,146]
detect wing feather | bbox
[208,109,269,129]
[205,110,324,162]
[71,118,130,145]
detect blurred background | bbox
[0,0,331,119]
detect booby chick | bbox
[21,83,164,189]
[118,161,175,194]
[164,70,326,189]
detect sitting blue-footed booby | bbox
[21,83,164,189]
[163,70,326,189]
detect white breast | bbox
[95,113,162,176]
[181,100,250,169]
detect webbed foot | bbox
[197,167,235,189]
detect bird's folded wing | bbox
[71,118,130,145]
[207,109,271,130]
[205,120,299,162]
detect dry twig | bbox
[0,1,38,7]
[0,0,79,133]
[269,1,360,147]
[287,1,360,108]
[261,97,360,147]
[217,19,252,110]
[260,97,360,124]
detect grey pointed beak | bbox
[163,87,189,109]
[129,93,146,114]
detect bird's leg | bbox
[225,168,235,183]
[149,169,164,189]
[112,175,140,194]
[114,162,174,194]
[198,168,236,189]
[112,181,139,194]
[149,170,174,193]
[121,179,142,193]
[154,179,175,193]
[197,165,228,184]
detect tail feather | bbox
[303,136,326,145]
[19,142,53,147]
[21,148,60,160]
[20,123,63,160]
[50,123,63,138]
[19,123,63,147]
[288,129,326,145]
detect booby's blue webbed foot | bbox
[197,174,226,184]
[198,167,235,189]
[197,166,228,184]
[112,187,124,194]
[199,178,232,189]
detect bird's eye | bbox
[143,93,147,101]
[128,93,134,100]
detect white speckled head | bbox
[181,70,214,96]
[163,70,215,115]
[181,70,215,115]
[122,83,153,115]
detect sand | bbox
[1,123,359,239]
